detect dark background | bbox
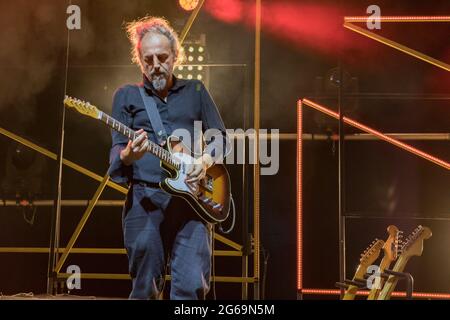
[0,0,449,299]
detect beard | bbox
[149,72,169,92]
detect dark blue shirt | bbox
[108,75,229,189]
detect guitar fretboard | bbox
[100,112,180,169]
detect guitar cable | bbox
[211,225,216,300]
[211,193,235,300]
[218,194,236,234]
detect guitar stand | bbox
[335,279,367,290]
[335,270,414,300]
[335,270,391,291]
[380,269,414,300]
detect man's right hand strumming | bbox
[120,129,149,166]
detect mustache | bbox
[150,71,168,79]
[151,71,166,76]
[151,63,170,75]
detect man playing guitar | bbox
[108,16,228,300]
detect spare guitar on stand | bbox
[377,225,432,300]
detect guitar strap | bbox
[138,85,168,146]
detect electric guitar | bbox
[367,225,401,300]
[64,96,231,224]
[377,225,432,300]
[342,239,384,300]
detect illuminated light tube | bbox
[297,100,303,292]
[344,16,450,22]
[301,289,450,299]
[302,289,342,295]
[302,99,450,171]
[297,98,450,297]
[343,18,450,72]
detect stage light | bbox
[173,35,209,87]
[179,0,199,12]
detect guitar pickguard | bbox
[164,152,195,195]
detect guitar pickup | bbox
[202,197,213,205]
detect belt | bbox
[130,180,160,189]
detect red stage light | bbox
[179,0,199,11]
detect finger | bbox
[132,132,147,149]
[188,165,202,178]
[186,165,200,179]
[186,183,195,192]
[131,135,142,149]
[132,129,144,142]
[186,172,203,183]
[185,164,194,176]
[186,181,199,192]
[133,130,146,141]
[138,140,149,153]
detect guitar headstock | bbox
[359,239,385,270]
[400,225,432,258]
[383,225,401,262]
[64,96,101,119]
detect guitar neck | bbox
[100,112,179,169]
[377,254,410,300]
[367,257,393,300]
[342,264,367,300]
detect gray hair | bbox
[125,16,183,70]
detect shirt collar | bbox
[142,74,187,95]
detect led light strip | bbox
[302,99,450,170]
[301,288,450,299]
[344,16,450,22]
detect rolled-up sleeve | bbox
[200,82,230,164]
[108,86,133,184]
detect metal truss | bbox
[298,15,450,300]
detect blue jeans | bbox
[122,184,212,300]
